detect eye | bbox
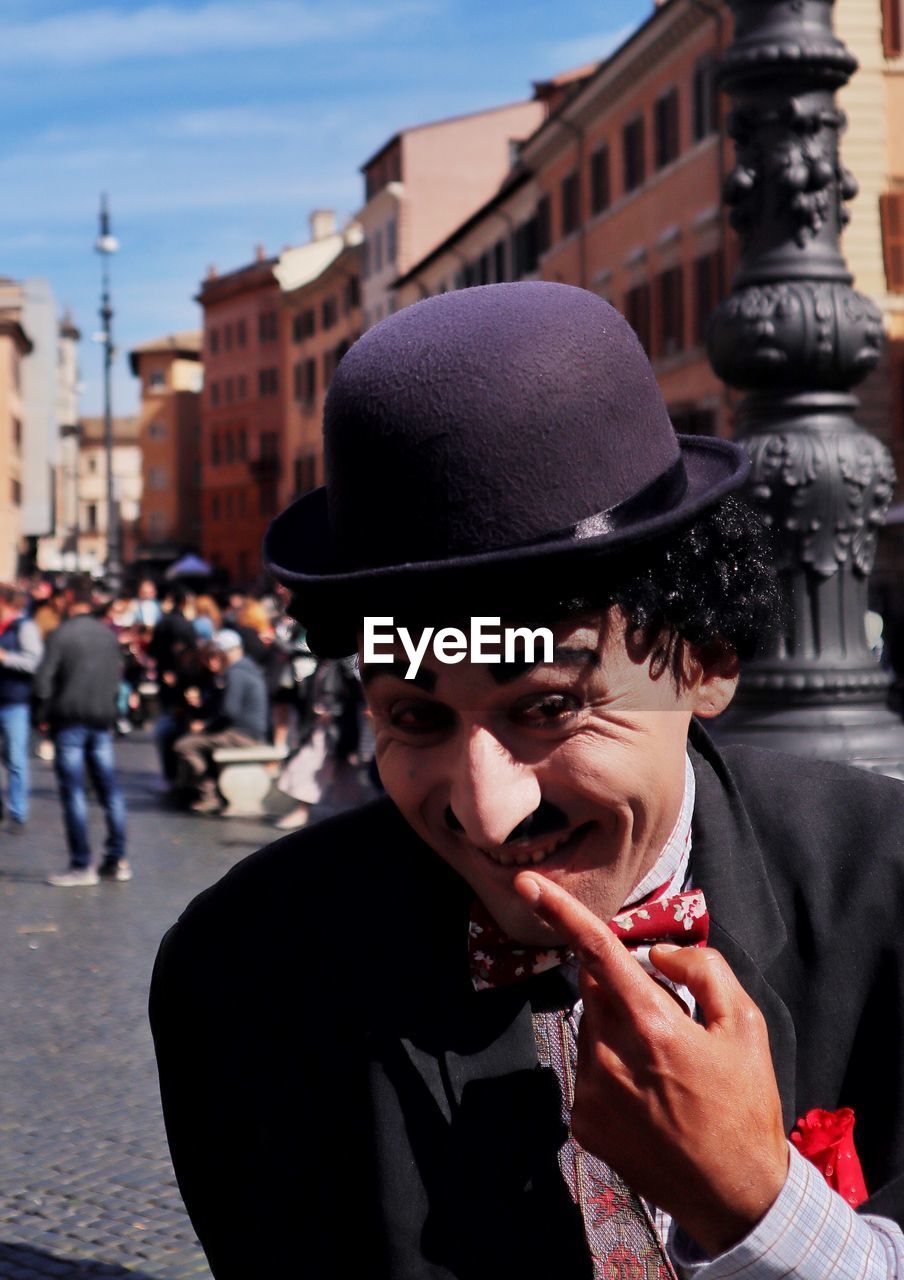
[511,693,582,728]
[388,700,453,735]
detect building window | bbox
[321,295,338,329]
[237,374,247,400]
[624,282,652,355]
[209,328,219,354]
[535,195,551,255]
[671,406,717,436]
[148,420,166,440]
[258,310,278,342]
[694,250,724,345]
[561,172,580,237]
[293,309,316,341]
[303,357,317,406]
[12,417,22,448]
[211,433,221,465]
[258,367,278,396]
[148,370,165,389]
[210,381,220,407]
[344,276,360,312]
[237,427,247,460]
[656,265,685,357]
[374,228,383,273]
[323,349,336,388]
[224,323,233,351]
[362,240,370,279]
[86,502,98,531]
[224,432,234,463]
[654,88,680,170]
[493,239,507,282]
[225,492,234,518]
[88,455,97,474]
[880,192,904,290]
[623,116,646,193]
[236,319,247,347]
[148,466,167,490]
[148,511,166,538]
[225,377,234,404]
[590,145,610,215]
[693,58,720,141]
[293,453,317,495]
[386,217,397,264]
[211,494,220,520]
[513,215,540,278]
[11,478,21,506]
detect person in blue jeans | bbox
[33,577,130,887]
[0,585,44,832]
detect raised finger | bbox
[513,872,661,1014]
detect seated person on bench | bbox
[173,629,268,814]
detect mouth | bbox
[479,822,595,869]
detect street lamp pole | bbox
[707,0,904,776]
[95,194,121,590]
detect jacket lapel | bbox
[689,723,798,1130]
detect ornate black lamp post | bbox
[95,194,122,592]
[708,0,904,775]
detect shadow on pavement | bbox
[0,1241,161,1278]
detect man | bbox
[34,577,130,886]
[0,584,43,832]
[172,628,268,814]
[134,577,162,628]
[150,284,904,1277]
[148,584,197,783]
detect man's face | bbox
[138,580,156,600]
[362,609,736,945]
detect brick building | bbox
[0,287,31,580]
[129,331,202,563]
[277,227,362,509]
[74,416,143,574]
[196,248,285,584]
[358,97,548,331]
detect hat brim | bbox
[264,435,749,591]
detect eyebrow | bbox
[360,662,438,692]
[489,644,601,685]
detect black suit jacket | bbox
[149,724,904,1278]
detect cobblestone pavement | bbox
[0,731,376,1279]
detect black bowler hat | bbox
[264,282,748,639]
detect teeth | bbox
[483,829,575,867]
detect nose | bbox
[446,727,542,849]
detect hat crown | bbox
[323,283,680,569]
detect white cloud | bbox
[544,24,637,73]
[0,1,432,68]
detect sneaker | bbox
[98,859,132,882]
[47,867,100,887]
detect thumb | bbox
[650,944,740,1028]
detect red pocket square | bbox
[789,1108,868,1208]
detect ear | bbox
[686,639,740,719]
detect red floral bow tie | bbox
[469,887,709,991]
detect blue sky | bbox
[2,0,650,414]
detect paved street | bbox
[0,731,375,1279]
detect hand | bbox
[513,873,788,1258]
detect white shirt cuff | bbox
[668,1142,902,1279]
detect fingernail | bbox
[653,943,680,954]
[515,874,542,904]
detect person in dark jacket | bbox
[150,285,904,1278]
[34,577,129,886]
[149,585,198,783]
[172,629,268,814]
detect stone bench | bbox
[211,743,290,817]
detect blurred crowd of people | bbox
[0,571,378,882]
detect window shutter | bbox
[880,192,904,290]
[882,0,902,58]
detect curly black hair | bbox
[294,495,785,673]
